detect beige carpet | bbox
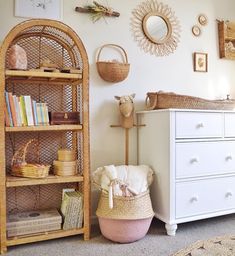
[173,235,235,256]
[6,214,235,256]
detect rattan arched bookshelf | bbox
[0,19,90,253]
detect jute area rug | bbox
[172,235,235,256]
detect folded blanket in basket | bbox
[93,165,153,208]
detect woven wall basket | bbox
[96,190,154,220]
[96,44,130,83]
[145,91,235,110]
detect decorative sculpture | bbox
[111,94,145,165]
[114,94,135,129]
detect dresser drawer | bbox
[176,176,235,219]
[176,141,235,178]
[175,112,223,139]
[225,113,235,137]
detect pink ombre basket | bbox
[96,191,154,243]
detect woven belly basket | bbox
[96,191,154,243]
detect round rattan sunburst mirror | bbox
[131,0,181,56]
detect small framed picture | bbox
[194,52,208,72]
[15,0,63,20]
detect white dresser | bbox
[137,109,235,236]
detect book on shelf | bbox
[42,103,50,125]
[4,91,50,127]
[60,191,83,230]
[37,102,49,126]
[36,103,42,125]
[8,92,18,127]
[4,100,10,127]
[19,95,27,126]
[24,95,34,126]
[13,95,22,126]
[5,91,13,127]
[32,100,38,126]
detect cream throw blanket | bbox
[93,165,153,208]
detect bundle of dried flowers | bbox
[75,1,120,22]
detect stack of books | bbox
[60,191,83,230]
[4,91,50,127]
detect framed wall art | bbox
[15,0,63,20]
[194,52,208,72]
[192,25,201,37]
[198,14,208,26]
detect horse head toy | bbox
[114,93,136,128]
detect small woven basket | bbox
[145,91,235,110]
[96,44,130,83]
[11,139,50,179]
[96,190,154,220]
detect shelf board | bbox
[6,175,84,187]
[7,228,84,246]
[5,69,82,83]
[5,124,82,132]
[225,37,235,42]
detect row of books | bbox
[4,91,50,127]
[60,191,83,230]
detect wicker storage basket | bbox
[53,160,77,176]
[145,91,235,110]
[96,190,154,220]
[96,191,154,243]
[96,44,130,83]
[11,139,50,179]
[57,149,76,162]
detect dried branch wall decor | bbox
[75,1,120,23]
[130,0,181,56]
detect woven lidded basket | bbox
[11,139,50,179]
[145,91,235,110]
[96,44,130,83]
[96,190,154,220]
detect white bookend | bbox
[23,95,34,126]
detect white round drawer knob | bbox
[225,192,233,198]
[226,155,233,161]
[197,123,204,128]
[190,196,199,203]
[191,158,199,164]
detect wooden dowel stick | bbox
[125,128,129,165]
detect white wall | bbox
[1,0,235,217]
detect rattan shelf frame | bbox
[5,125,83,133]
[6,175,84,187]
[0,19,90,254]
[6,228,84,246]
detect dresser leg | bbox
[165,223,177,236]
